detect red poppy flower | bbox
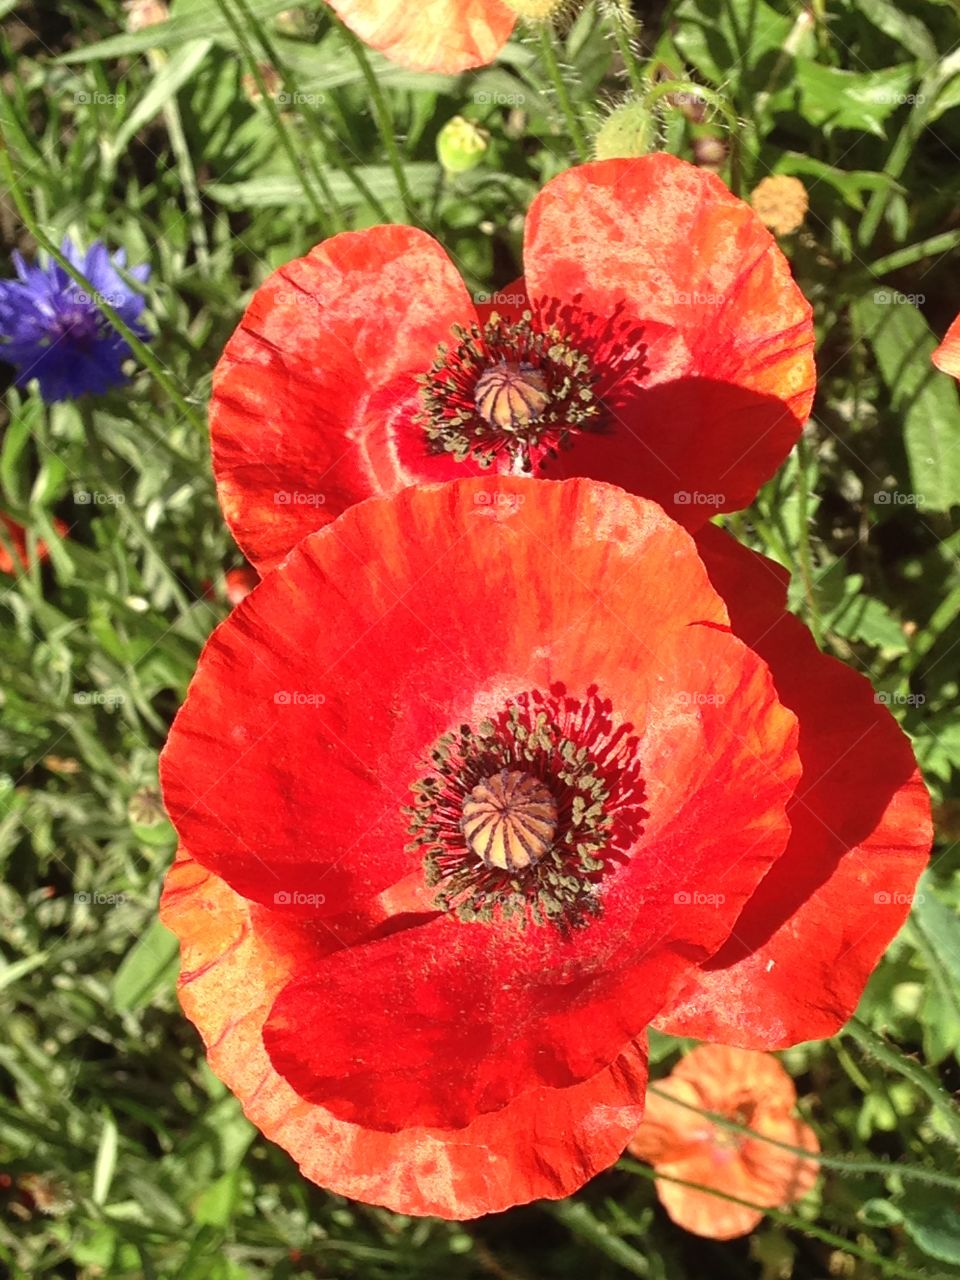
[0,512,65,575]
[328,0,517,73]
[933,314,960,380]
[159,477,928,1218]
[628,1044,820,1240]
[210,154,815,573]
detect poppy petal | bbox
[161,849,650,1218]
[932,313,960,380]
[328,0,516,74]
[523,155,815,527]
[210,226,476,571]
[655,526,932,1047]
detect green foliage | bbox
[1,0,959,1277]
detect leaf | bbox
[901,1187,960,1264]
[204,162,440,208]
[776,153,901,213]
[109,39,214,158]
[112,918,180,1013]
[852,291,960,511]
[672,0,792,92]
[92,1112,119,1207]
[58,0,292,62]
[852,0,936,63]
[773,61,919,138]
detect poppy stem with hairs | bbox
[0,137,204,436]
[844,1016,960,1150]
[645,1082,960,1193]
[601,0,646,98]
[336,21,418,225]
[536,24,590,163]
[642,79,743,197]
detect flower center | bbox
[405,684,646,929]
[461,769,558,871]
[417,311,602,473]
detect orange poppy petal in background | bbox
[630,1044,820,1241]
[160,849,651,1219]
[0,512,67,575]
[932,313,960,379]
[523,154,815,527]
[211,226,477,572]
[655,527,932,1047]
[328,0,516,73]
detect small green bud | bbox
[593,99,656,161]
[437,116,490,175]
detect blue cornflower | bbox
[0,237,151,403]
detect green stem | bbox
[544,1200,649,1277]
[869,229,960,276]
[0,137,204,434]
[602,0,646,97]
[621,1160,931,1280]
[229,0,353,231]
[643,79,742,194]
[537,24,590,162]
[645,1083,960,1193]
[794,432,823,647]
[148,49,211,273]
[845,1016,960,1149]
[212,0,334,231]
[337,22,417,222]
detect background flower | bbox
[0,238,150,403]
[327,0,517,73]
[628,1044,820,1240]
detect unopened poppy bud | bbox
[437,116,490,175]
[750,174,809,236]
[693,135,727,170]
[593,100,655,161]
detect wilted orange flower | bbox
[628,1044,820,1240]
